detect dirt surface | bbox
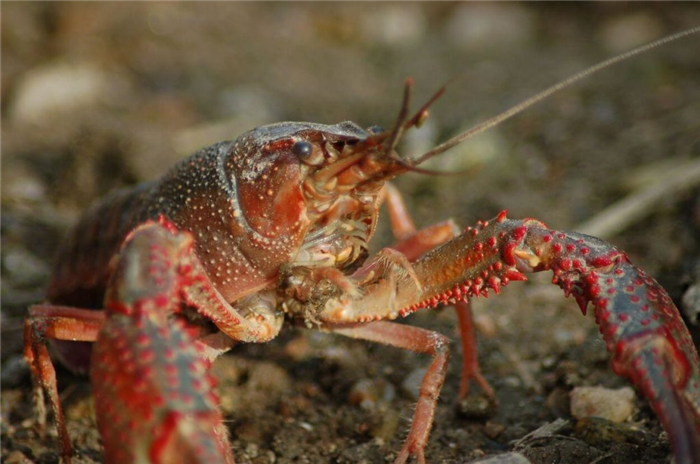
[2,3,700,464]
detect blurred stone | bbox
[457,392,497,420]
[514,418,570,448]
[10,63,129,124]
[64,388,96,422]
[359,4,427,46]
[600,13,663,53]
[213,357,291,415]
[681,262,700,325]
[399,118,438,159]
[552,328,575,345]
[574,416,649,448]
[283,335,314,361]
[422,128,504,173]
[570,386,636,423]
[446,4,536,51]
[545,387,570,417]
[174,116,270,157]
[371,409,400,443]
[502,375,522,388]
[3,450,34,464]
[2,247,51,288]
[472,451,532,463]
[1,162,47,205]
[474,313,498,338]
[0,389,24,427]
[483,421,506,439]
[245,442,260,458]
[682,282,700,325]
[217,85,279,121]
[1,355,29,387]
[248,361,292,392]
[400,366,427,400]
[348,378,395,411]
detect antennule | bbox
[383,78,414,160]
[404,86,447,130]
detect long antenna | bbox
[410,26,700,166]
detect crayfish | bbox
[23,27,700,464]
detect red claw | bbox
[520,222,700,463]
[377,215,700,463]
[93,223,235,464]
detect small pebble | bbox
[445,3,536,51]
[483,421,506,439]
[213,358,291,414]
[681,281,700,325]
[570,386,636,423]
[457,392,497,420]
[574,416,648,447]
[348,378,395,411]
[4,450,33,464]
[371,409,400,443]
[245,443,260,458]
[474,313,498,338]
[401,367,427,400]
[2,163,47,205]
[545,387,570,417]
[422,129,503,173]
[400,118,438,159]
[283,336,313,361]
[3,247,51,287]
[298,421,313,432]
[359,4,427,46]
[600,13,663,53]
[514,419,571,449]
[1,354,30,387]
[10,62,127,124]
[502,375,522,388]
[471,451,532,464]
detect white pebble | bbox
[10,62,127,124]
[570,386,636,423]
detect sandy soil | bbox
[2,3,700,463]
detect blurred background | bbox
[2,3,700,463]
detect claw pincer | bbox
[518,223,700,462]
[92,222,234,464]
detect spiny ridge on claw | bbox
[406,267,526,314]
[574,294,590,316]
[406,215,538,315]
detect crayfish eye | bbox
[292,140,313,158]
[292,140,324,166]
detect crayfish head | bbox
[258,83,446,274]
[287,121,402,271]
[224,120,399,274]
[221,80,444,281]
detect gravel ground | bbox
[2,3,700,464]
